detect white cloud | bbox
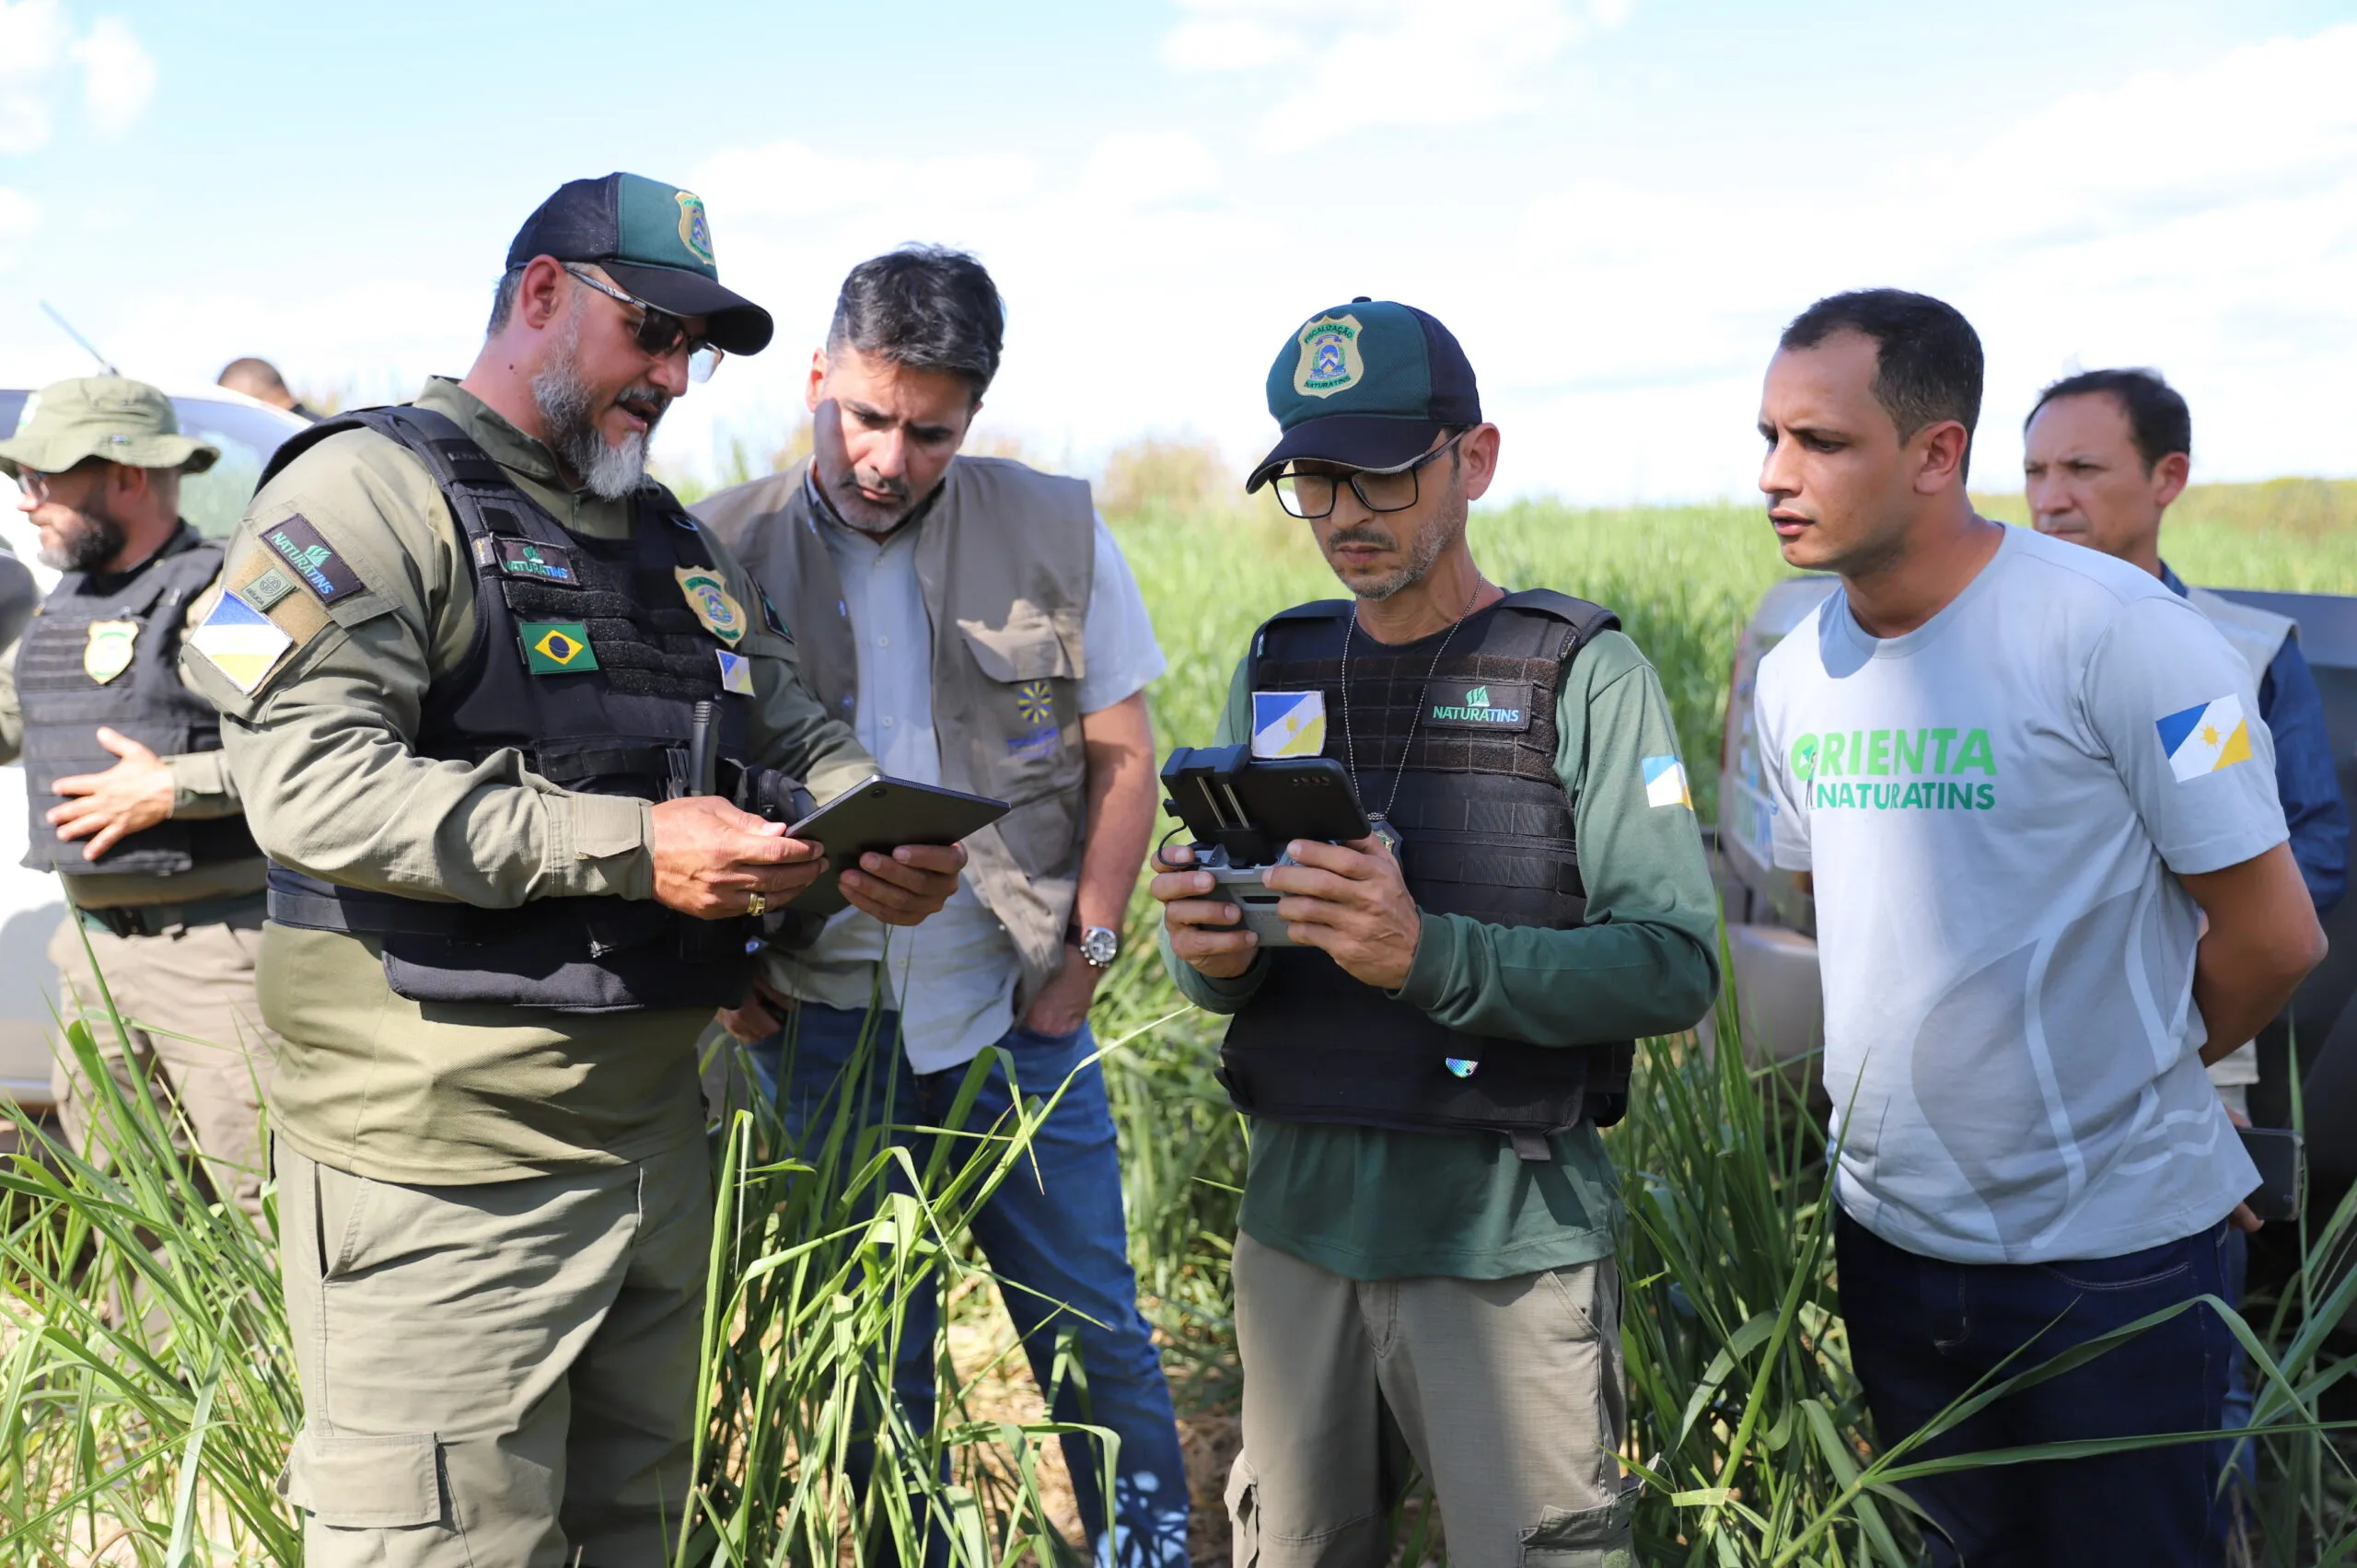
[0,0,72,155]
[0,1,152,153]
[0,185,38,266]
[1077,130,1219,207]
[1159,0,1619,148]
[72,16,154,135]
[691,139,1039,224]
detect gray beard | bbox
[532,308,656,501]
[39,504,127,573]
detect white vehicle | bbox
[0,386,310,1114]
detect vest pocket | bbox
[954,612,1081,684]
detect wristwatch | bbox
[1074,923,1120,970]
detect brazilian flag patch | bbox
[521,620,598,674]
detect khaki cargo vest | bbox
[694,457,1096,1009]
[2186,585,2295,688]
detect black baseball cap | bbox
[506,173,774,356]
[1247,297,1482,491]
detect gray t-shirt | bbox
[1753,526,2282,1264]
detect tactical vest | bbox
[16,524,260,882]
[253,405,784,1014]
[1219,590,1635,1144]
[694,457,1096,1011]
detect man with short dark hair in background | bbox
[693,246,1187,1563]
[216,356,320,422]
[2025,366,2350,1109]
[2024,367,2347,1525]
[1753,288,2325,1566]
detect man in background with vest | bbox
[1152,299,1720,1564]
[0,377,278,1217]
[2024,366,2351,1117]
[178,174,966,1567]
[2023,366,2349,1526]
[694,245,1186,1564]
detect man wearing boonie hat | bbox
[1150,299,1721,1562]
[177,173,966,1565]
[0,375,282,1220]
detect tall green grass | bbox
[9,489,2357,1562]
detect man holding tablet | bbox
[695,245,1183,1563]
[1152,297,1719,1564]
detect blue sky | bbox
[3,0,2353,502]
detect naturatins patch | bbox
[1423,679,1530,730]
[261,514,365,606]
[1293,314,1364,400]
[495,538,578,585]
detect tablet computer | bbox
[785,774,1009,918]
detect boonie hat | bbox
[0,376,220,481]
[506,172,775,356]
[1247,297,1482,491]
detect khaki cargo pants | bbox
[1227,1231,1638,1567]
[48,911,278,1217]
[273,1137,711,1568]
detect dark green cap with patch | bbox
[505,172,773,355]
[1248,297,1482,491]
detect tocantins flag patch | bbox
[1643,755,1691,810]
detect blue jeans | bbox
[1836,1210,2235,1568]
[745,1003,1190,1568]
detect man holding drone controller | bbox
[1151,297,1721,1564]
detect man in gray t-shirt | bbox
[1750,289,2323,1568]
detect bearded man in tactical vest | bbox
[1153,300,1721,1565]
[692,246,1188,1564]
[178,174,966,1568]
[0,377,279,1217]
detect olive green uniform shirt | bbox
[1161,628,1720,1280]
[0,538,254,908]
[179,378,876,1184]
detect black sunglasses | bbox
[563,266,725,383]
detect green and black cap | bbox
[506,172,773,356]
[1247,297,1482,491]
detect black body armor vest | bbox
[254,405,789,1014]
[1218,590,1636,1141]
[16,524,260,881]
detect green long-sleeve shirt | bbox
[1161,627,1721,1280]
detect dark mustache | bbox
[1327,527,1397,551]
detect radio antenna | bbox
[39,301,120,376]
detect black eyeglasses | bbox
[563,265,725,383]
[14,459,102,503]
[1272,429,1469,520]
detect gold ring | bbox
[746,891,767,918]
